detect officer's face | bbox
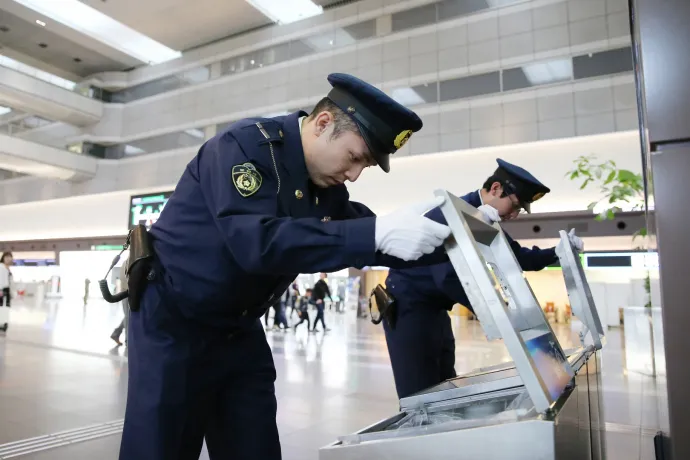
[303,112,376,187]
[485,183,522,220]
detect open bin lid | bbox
[432,189,574,414]
[556,230,606,349]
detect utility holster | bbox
[99,224,154,312]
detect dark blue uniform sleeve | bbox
[426,206,557,306]
[341,199,376,219]
[505,234,557,271]
[338,191,449,269]
[195,133,377,275]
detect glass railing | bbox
[0,54,77,91]
[0,116,54,136]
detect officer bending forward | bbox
[383,159,585,399]
[119,73,452,460]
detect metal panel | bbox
[556,230,606,349]
[321,419,556,460]
[634,0,690,143]
[649,144,690,459]
[435,189,573,413]
[588,351,606,460]
[500,211,646,240]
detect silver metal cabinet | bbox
[320,191,606,460]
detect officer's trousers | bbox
[120,281,280,460]
[383,302,456,399]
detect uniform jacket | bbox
[149,111,445,328]
[386,190,558,313]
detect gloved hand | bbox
[568,228,584,253]
[477,204,501,224]
[375,196,451,261]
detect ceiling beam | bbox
[500,210,647,240]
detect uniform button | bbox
[278,129,284,138]
[315,197,319,206]
[295,190,303,199]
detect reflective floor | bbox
[0,298,667,459]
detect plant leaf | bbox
[604,170,616,184]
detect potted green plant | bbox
[567,155,659,375]
[566,154,650,307]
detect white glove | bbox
[568,228,584,253]
[477,204,501,224]
[375,196,451,261]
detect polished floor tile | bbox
[0,299,670,459]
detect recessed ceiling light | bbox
[245,0,322,25]
[35,19,46,26]
[12,0,181,64]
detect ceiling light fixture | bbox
[245,0,323,25]
[391,87,426,106]
[0,106,11,116]
[521,59,573,86]
[12,0,181,64]
[35,19,45,26]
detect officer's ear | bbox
[490,181,503,196]
[313,111,335,137]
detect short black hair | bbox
[482,175,502,191]
[309,97,360,139]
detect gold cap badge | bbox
[394,130,413,149]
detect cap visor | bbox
[356,123,391,173]
[375,152,390,173]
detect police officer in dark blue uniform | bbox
[119,73,453,460]
[383,159,585,399]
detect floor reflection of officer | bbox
[119,73,453,460]
[383,159,585,399]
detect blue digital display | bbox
[524,333,572,400]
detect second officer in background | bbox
[119,73,452,460]
[382,159,585,399]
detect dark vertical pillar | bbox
[631,1,690,458]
